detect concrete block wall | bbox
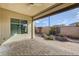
[60,26,79,38]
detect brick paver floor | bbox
[36,36,79,55]
[0,35,79,56]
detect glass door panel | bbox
[11,18,28,36]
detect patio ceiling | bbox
[0,3,56,17]
[0,3,78,20]
[33,3,78,20]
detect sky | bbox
[34,8,79,27]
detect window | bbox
[11,18,28,35]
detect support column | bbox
[31,17,35,39]
[31,18,33,39]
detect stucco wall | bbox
[0,8,34,44]
[60,26,79,38]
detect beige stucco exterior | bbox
[0,8,35,44]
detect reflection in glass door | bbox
[11,18,28,36]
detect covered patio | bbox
[0,3,79,55]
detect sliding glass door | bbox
[11,18,28,36]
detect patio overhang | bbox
[33,3,79,20]
[0,3,78,20]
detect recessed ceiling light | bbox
[26,3,42,6]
